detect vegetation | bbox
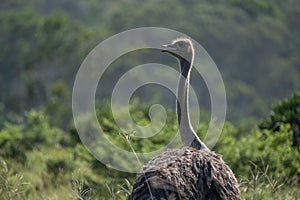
[0,0,300,199]
[0,95,300,199]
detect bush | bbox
[216,93,300,181]
[260,92,300,147]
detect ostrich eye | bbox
[177,43,184,48]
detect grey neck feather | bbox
[177,58,209,151]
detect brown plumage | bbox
[128,38,240,200]
[129,147,239,200]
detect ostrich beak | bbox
[161,43,176,53]
[162,43,179,59]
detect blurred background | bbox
[0,0,299,199]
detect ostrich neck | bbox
[177,58,209,151]
[177,59,192,132]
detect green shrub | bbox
[0,158,28,200]
[260,92,300,147]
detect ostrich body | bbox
[128,38,240,200]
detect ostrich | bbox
[127,38,240,200]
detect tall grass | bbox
[240,159,300,200]
[1,155,299,199]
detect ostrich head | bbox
[162,38,195,70]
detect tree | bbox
[259,92,300,147]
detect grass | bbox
[0,131,299,200]
[0,159,28,200]
[1,156,300,199]
[239,158,300,200]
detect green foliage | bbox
[0,0,300,199]
[213,93,300,191]
[0,8,96,112]
[260,92,300,147]
[229,0,282,18]
[240,160,300,200]
[0,111,63,162]
[96,100,178,154]
[217,123,300,179]
[0,108,135,199]
[0,98,300,198]
[45,80,71,129]
[0,0,299,122]
[0,158,28,200]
